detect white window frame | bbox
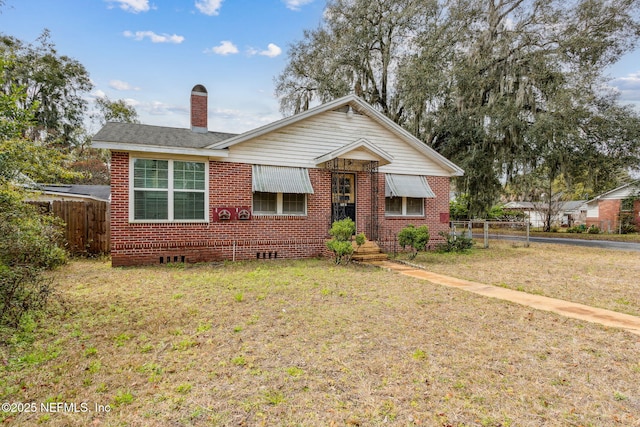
[253,192,307,216]
[129,157,209,223]
[385,196,424,217]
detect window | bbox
[132,158,207,221]
[251,165,312,216]
[406,197,424,215]
[384,174,431,217]
[253,192,277,214]
[385,197,402,215]
[385,197,424,216]
[253,192,306,215]
[621,198,634,212]
[282,193,305,214]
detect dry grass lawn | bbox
[408,240,640,317]
[0,255,639,426]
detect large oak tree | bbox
[276,0,640,217]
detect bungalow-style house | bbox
[503,200,586,228]
[585,180,640,232]
[93,85,463,266]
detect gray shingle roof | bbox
[93,122,237,149]
[40,185,112,202]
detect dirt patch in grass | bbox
[408,240,640,317]
[1,258,639,426]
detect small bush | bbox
[587,225,600,234]
[436,231,474,253]
[619,212,637,234]
[326,240,354,265]
[398,224,430,259]
[326,218,356,264]
[328,217,355,242]
[1,187,67,327]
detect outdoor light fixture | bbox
[346,105,354,118]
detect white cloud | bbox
[123,98,141,107]
[195,0,223,15]
[259,43,282,58]
[109,80,141,91]
[123,30,185,44]
[205,40,239,55]
[612,72,640,90]
[92,89,107,99]
[107,0,151,13]
[283,0,314,11]
[610,72,640,108]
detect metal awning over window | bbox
[252,165,314,194]
[385,174,435,198]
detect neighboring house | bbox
[503,200,586,228]
[26,184,111,203]
[560,200,587,227]
[585,180,640,232]
[92,85,463,266]
[23,184,111,255]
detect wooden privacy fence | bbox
[29,200,110,255]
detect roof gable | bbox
[587,180,640,203]
[314,138,394,166]
[209,95,463,176]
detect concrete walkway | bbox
[369,260,640,336]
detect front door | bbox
[331,173,356,225]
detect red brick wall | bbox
[586,199,621,231]
[376,175,450,251]
[586,198,640,232]
[110,152,451,266]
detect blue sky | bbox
[1,0,639,135]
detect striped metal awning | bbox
[252,165,314,194]
[385,174,435,198]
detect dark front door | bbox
[331,173,356,224]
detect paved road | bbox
[475,233,640,252]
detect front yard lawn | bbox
[407,240,640,317]
[1,256,639,426]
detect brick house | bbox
[585,180,640,232]
[93,85,463,266]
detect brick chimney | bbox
[190,84,208,133]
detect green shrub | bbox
[619,212,637,234]
[325,239,354,264]
[398,224,430,259]
[435,231,474,253]
[587,225,600,234]
[0,186,66,327]
[326,218,356,264]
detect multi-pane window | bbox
[385,196,424,216]
[282,193,305,214]
[132,158,206,221]
[385,197,402,215]
[173,161,205,220]
[253,192,306,215]
[253,192,277,214]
